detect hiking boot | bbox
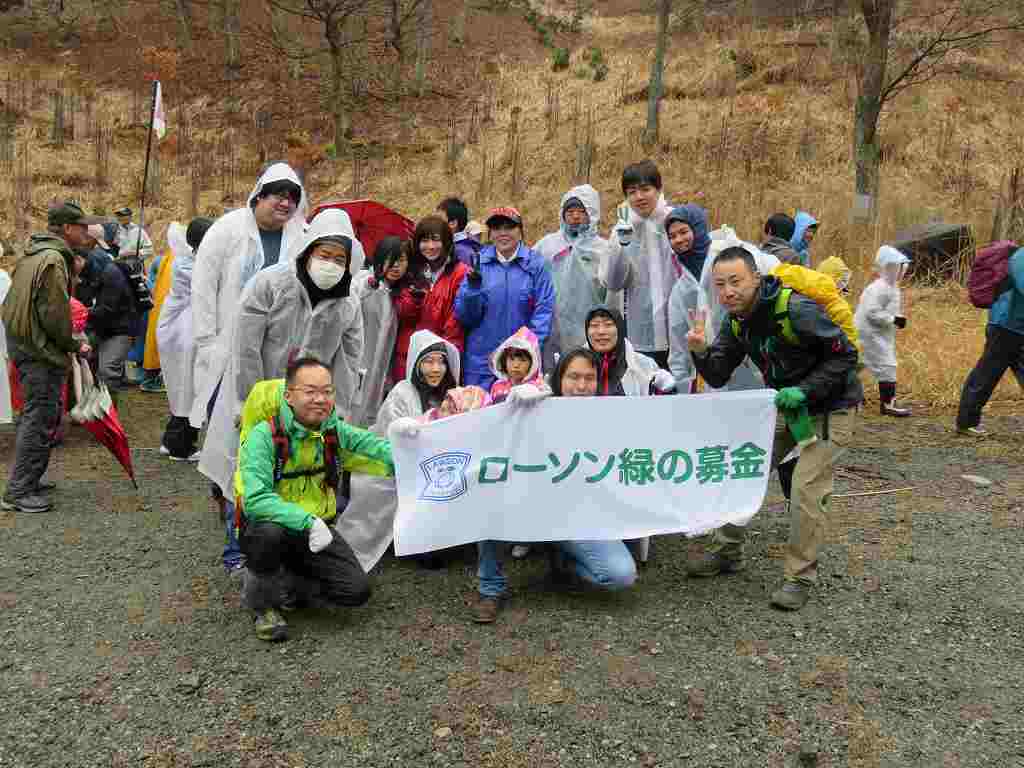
[253,608,288,641]
[510,544,531,560]
[770,580,811,611]
[686,550,744,577]
[1,494,52,513]
[159,444,171,456]
[472,596,502,624]
[881,401,911,417]
[169,450,201,463]
[140,374,166,393]
[34,481,57,493]
[957,425,988,437]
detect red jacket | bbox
[391,284,426,384]
[416,259,469,360]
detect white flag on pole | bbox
[153,81,166,141]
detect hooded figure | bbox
[605,193,681,358]
[584,307,659,396]
[790,212,819,267]
[533,185,620,366]
[336,329,461,572]
[664,204,712,282]
[854,245,911,415]
[197,208,365,500]
[190,162,308,428]
[817,256,851,294]
[488,326,544,404]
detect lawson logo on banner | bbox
[390,390,778,557]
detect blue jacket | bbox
[455,242,555,388]
[790,211,818,267]
[989,248,1024,335]
[453,235,482,268]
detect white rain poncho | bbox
[0,269,12,423]
[854,245,909,382]
[533,185,620,363]
[189,163,308,428]
[198,209,365,496]
[155,223,197,417]
[336,329,460,572]
[605,193,680,353]
[349,270,398,428]
[115,222,154,259]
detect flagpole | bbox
[135,79,159,261]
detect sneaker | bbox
[511,544,531,559]
[169,450,201,463]
[1,494,52,513]
[472,596,502,624]
[34,481,57,493]
[159,444,171,456]
[140,374,166,393]
[770,580,811,611]
[881,401,912,417]
[686,550,745,577]
[253,608,288,642]
[957,425,988,436]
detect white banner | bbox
[390,390,777,556]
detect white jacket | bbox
[336,330,461,572]
[197,209,365,495]
[605,194,679,352]
[189,163,307,427]
[349,270,399,428]
[155,223,197,417]
[855,245,909,379]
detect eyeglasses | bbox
[268,191,300,205]
[288,386,336,400]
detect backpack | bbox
[730,265,861,354]
[115,257,155,311]
[234,415,340,534]
[967,240,1016,309]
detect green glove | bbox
[775,387,806,410]
[784,405,818,448]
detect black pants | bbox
[240,521,370,610]
[5,344,66,499]
[956,324,1024,430]
[161,415,199,458]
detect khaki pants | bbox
[708,409,855,584]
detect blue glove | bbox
[775,387,806,410]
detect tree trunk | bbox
[852,0,893,223]
[329,37,350,148]
[644,0,671,146]
[224,0,241,115]
[390,0,405,99]
[174,0,193,48]
[414,0,432,98]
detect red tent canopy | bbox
[309,200,416,266]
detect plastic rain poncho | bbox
[695,227,779,391]
[488,325,543,403]
[533,185,620,364]
[189,163,308,428]
[155,223,197,417]
[605,193,682,353]
[336,329,461,572]
[349,270,398,428]
[0,269,12,423]
[854,245,909,382]
[789,211,818,267]
[198,209,365,497]
[115,221,154,259]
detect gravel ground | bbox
[1,391,1022,768]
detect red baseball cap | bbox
[485,207,522,227]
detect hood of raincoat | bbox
[488,326,543,385]
[665,204,711,279]
[559,184,601,242]
[585,306,629,391]
[405,329,461,385]
[287,208,365,275]
[818,255,851,291]
[875,245,910,286]
[247,162,308,220]
[790,211,818,258]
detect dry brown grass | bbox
[2,9,1023,408]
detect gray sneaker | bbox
[770,580,811,610]
[686,550,745,577]
[1,494,52,513]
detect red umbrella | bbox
[70,358,138,489]
[308,200,415,264]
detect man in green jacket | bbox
[2,201,99,513]
[235,358,395,642]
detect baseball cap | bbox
[48,200,106,228]
[485,206,522,227]
[114,206,133,217]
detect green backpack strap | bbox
[774,287,801,346]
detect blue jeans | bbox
[223,498,244,571]
[477,540,637,598]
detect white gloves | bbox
[506,384,549,407]
[391,416,421,438]
[308,517,333,553]
[652,370,676,393]
[614,202,634,246]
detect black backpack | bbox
[115,257,155,311]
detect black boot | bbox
[879,381,911,417]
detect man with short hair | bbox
[687,246,862,610]
[760,213,802,265]
[113,206,154,260]
[235,358,394,641]
[2,201,98,513]
[437,196,480,267]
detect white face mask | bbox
[307,257,346,290]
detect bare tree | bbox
[643,0,671,147]
[388,0,430,98]
[174,0,194,48]
[852,0,1024,222]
